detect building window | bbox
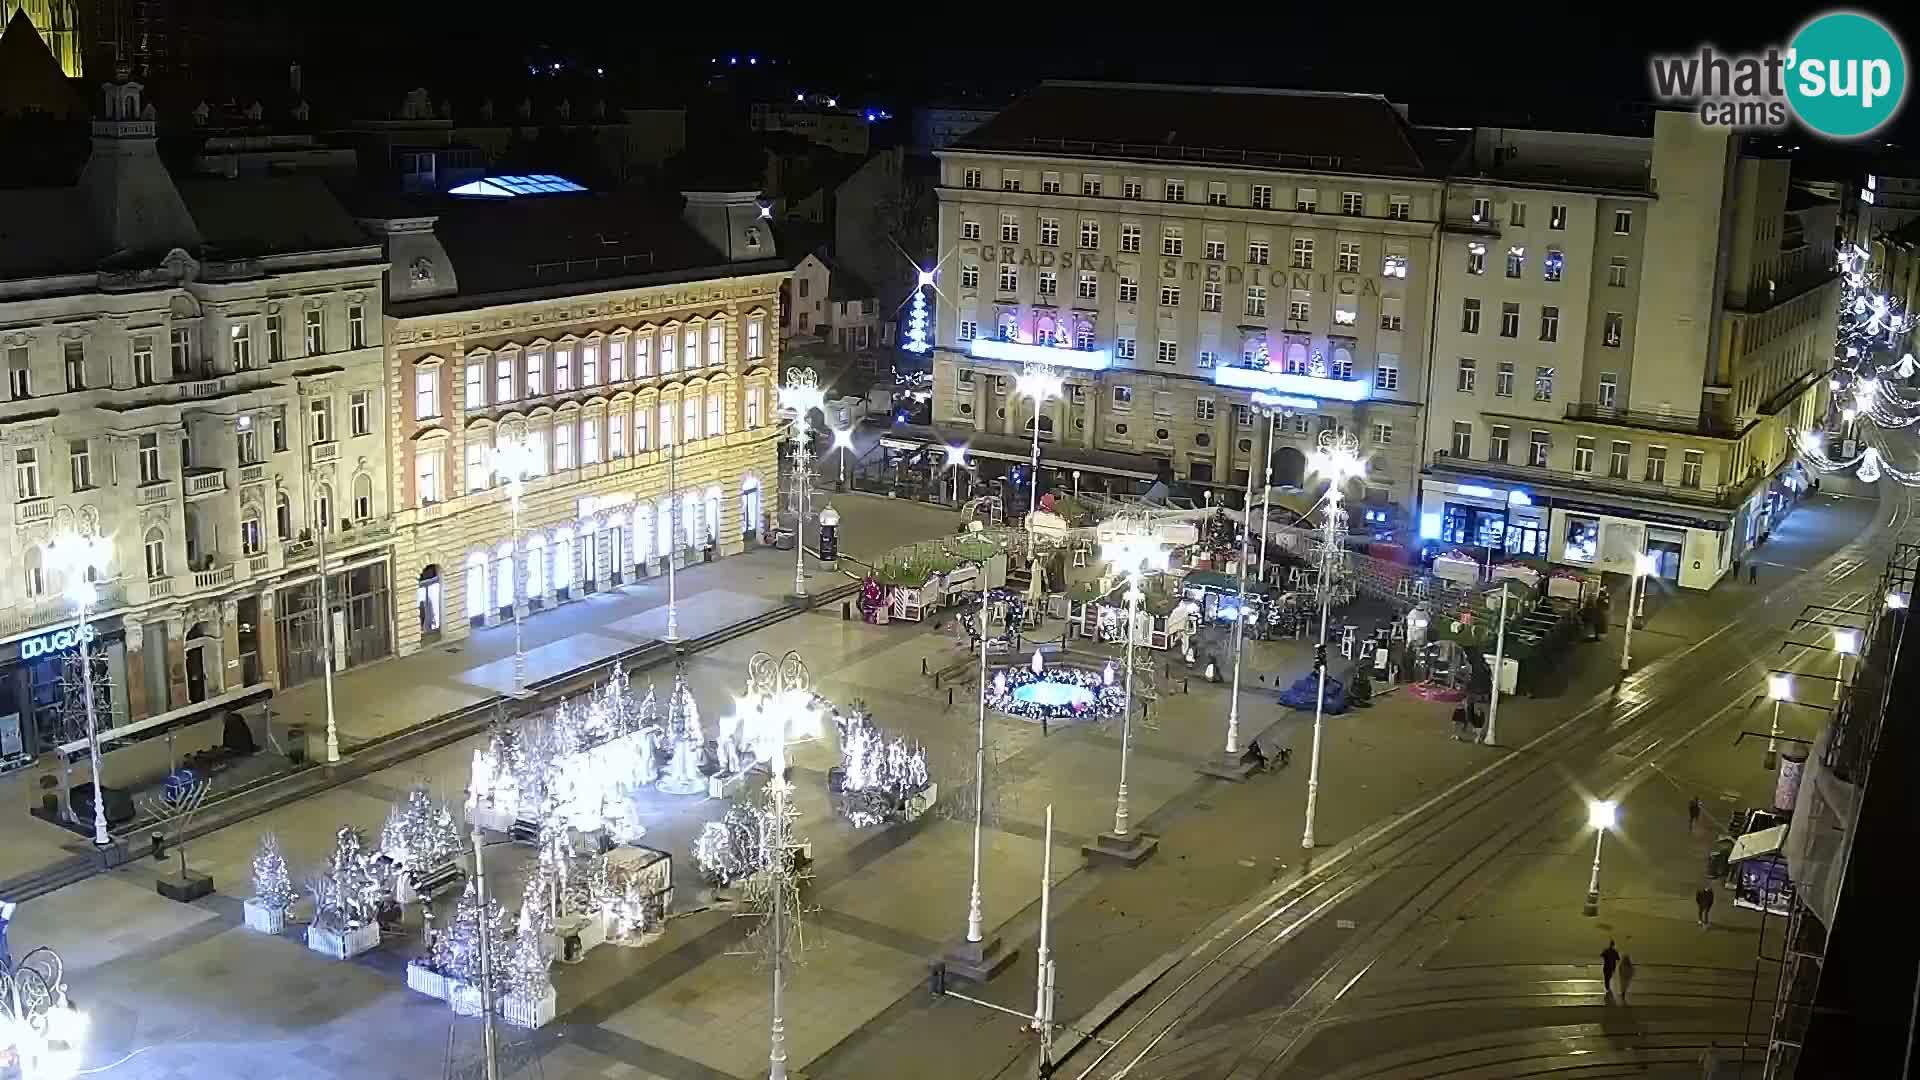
[1603,312,1624,347]
[1372,422,1393,446]
[1472,197,1492,223]
[962,220,981,241]
[1645,445,1667,483]
[465,441,487,491]
[1251,185,1273,209]
[417,446,443,503]
[1163,179,1184,202]
[1496,361,1515,398]
[348,304,367,349]
[1380,297,1404,332]
[1112,386,1133,409]
[1506,247,1526,278]
[1342,191,1364,216]
[1337,242,1360,273]
[958,320,978,341]
[1117,275,1139,304]
[133,336,157,385]
[1543,249,1564,283]
[1077,271,1098,300]
[1388,195,1410,221]
[1598,371,1618,408]
[1613,209,1633,235]
[415,368,439,419]
[1245,285,1267,317]
[1288,293,1310,322]
[1079,220,1099,249]
[1609,441,1631,479]
[963,168,982,189]
[552,421,574,469]
[747,317,765,358]
[1682,449,1704,488]
[1296,188,1317,213]
[1039,271,1058,298]
[1115,337,1136,360]
[1120,224,1141,253]
[1489,425,1511,462]
[133,432,162,484]
[496,356,516,401]
[1573,436,1595,472]
[1162,227,1183,256]
[1040,217,1059,246]
[607,338,625,382]
[1608,258,1629,287]
[1456,358,1476,393]
[1461,298,1482,333]
[1075,323,1095,350]
[1550,204,1567,230]
[309,395,333,443]
[144,528,166,579]
[271,406,287,453]
[60,340,85,391]
[170,326,195,374]
[999,264,1019,293]
[275,491,292,538]
[1500,302,1521,338]
[527,349,549,395]
[582,342,601,385]
[609,411,628,458]
[634,335,654,377]
[682,331,698,373]
[353,474,373,520]
[1246,240,1270,266]
[1160,284,1181,307]
[465,360,486,411]
[13,448,39,499]
[266,315,283,362]
[67,437,93,490]
[1157,340,1179,365]
[1510,201,1528,226]
[1195,397,1215,422]
[1002,173,1021,192]
[1207,182,1228,206]
[1375,358,1399,392]
[1291,237,1314,269]
[1042,172,1061,194]
[1528,430,1551,467]
[303,309,324,354]
[347,389,369,436]
[1000,213,1019,243]
[1197,350,1217,369]
[1540,306,1560,342]
[1082,176,1103,197]
[1194,280,1218,312]
[1451,421,1472,457]
[241,512,264,555]
[1123,177,1143,199]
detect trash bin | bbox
[286,726,307,766]
[1707,838,1733,881]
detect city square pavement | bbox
[0,489,1876,1079]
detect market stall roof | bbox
[879,423,1162,482]
[1729,823,1790,864]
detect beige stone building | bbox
[1420,113,1839,590]
[350,184,787,659]
[927,82,1443,525]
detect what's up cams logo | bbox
[1650,11,1908,138]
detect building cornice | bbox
[387,261,790,322]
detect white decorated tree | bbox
[655,666,707,795]
[432,880,509,991]
[252,832,295,910]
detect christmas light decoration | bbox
[834,706,931,828]
[251,833,295,912]
[981,661,1127,723]
[1794,243,1920,487]
[904,268,932,354]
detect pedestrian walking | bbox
[1600,939,1620,995]
[1618,953,1636,1001]
[1688,796,1702,832]
[1696,885,1715,927]
[1749,562,1759,585]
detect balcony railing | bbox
[1428,451,1741,508]
[249,554,271,575]
[16,496,52,524]
[149,576,175,599]
[192,563,237,590]
[0,580,129,636]
[184,469,227,498]
[310,441,339,465]
[284,537,317,562]
[137,481,175,505]
[1562,402,1740,437]
[239,463,266,486]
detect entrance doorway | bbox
[418,564,443,641]
[184,621,217,703]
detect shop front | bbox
[1419,480,1549,558]
[0,617,130,764]
[275,557,394,689]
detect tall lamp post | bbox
[488,435,541,695]
[665,439,680,642]
[1014,365,1063,526]
[831,426,856,490]
[296,383,341,763]
[1832,628,1859,702]
[1092,525,1169,861]
[1765,674,1792,769]
[44,531,114,847]
[1582,798,1618,916]
[779,368,825,599]
[1218,397,1290,765]
[943,444,969,506]
[1618,552,1657,674]
[1300,431,1364,851]
[1483,583,1511,747]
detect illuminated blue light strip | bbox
[1212,365,1371,402]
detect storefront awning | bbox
[1729,823,1789,863]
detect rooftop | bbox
[446,173,587,198]
[951,81,1433,177]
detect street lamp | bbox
[1833,628,1860,702]
[1483,583,1511,747]
[944,443,968,505]
[43,531,113,847]
[1766,673,1792,769]
[831,426,856,490]
[1582,798,1617,915]
[488,435,542,695]
[1619,552,1658,674]
[1100,527,1170,847]
[1014,365,1063,526]
[1301,431,1365,851]
[1219,397,1288,763]
[1887,591,1910,610]
[779,369,826,599]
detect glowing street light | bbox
[1888,591,1909,610]
[1619,552,1658,675]
[1582,798,1618,916]
[943,443,969,505]
[1218,398,1291,765]
[43,531,113,846]
[1764,673,1793,769]
[831,426,856,489]
[1,944,87,1080]
[1833,628,1860,702]
[1014,365,1064,527]
[489,435,543,693]
[1301,431,1365,851]
[779,369,826,599]
[1101,527,1170,850]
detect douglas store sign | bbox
[20,624,97,660]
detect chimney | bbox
[681,190,776,263]
[289,61,302,96]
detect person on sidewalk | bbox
[1601,940,1620,996]
[1696,885,1715,927]
[1749,562,1760,585]
[1617,953,1636,1001]
[1688,797,1703,832]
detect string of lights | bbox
[1796,243,1920,487]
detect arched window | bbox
[704,485,722,544]
[275,491,292,539]
[1285,342,1309,375]
[632,503,654,563]
[683,392,702,441]
[706,390,724,437]
[552,527,574,591]
[682,491,702,548]
[241,507,264,555]
[352,473,374,520]
[740,475,763,540]
[144,527,167,579]
[526,534,547,597]
[465,551,488,620]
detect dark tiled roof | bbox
[0,187,101,277]
[0,9,83,117]
[177,176,375,258]
[952,81,1431,176]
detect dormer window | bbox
[745,227,761,249]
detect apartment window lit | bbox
[1645,445,1667,483]
[415,368,440,419]
[1466,242,1486,275]
[138,433,162,483]
[1529,430,1550,466]
[1081,176,1103,197]
[1461,298,1481,333]
[1334,302,1357,326]
[1500,302,1521,337]
[963,168,981,189]
[1040,217,1059,246]
[1251,185,1273,209]
[1160,284,1181,307]
[170,327,193,374]
[1573,436,1595,472]
[1163,179,1185,202]
[1608,441,1630,479]
[1535,366,1555,401]
[1451,421,1472,457]
[1038,271,1057,298]
[1080,220,1100,248]
[348,304,367,349]
[69,438,92,489]
[1162,226,1183,256]
[1603,312,1624,347]
[1496,361,1515,397]
[1338,242,1360,273]
[1540,306,1560,341]
[1248,241,1271,266]
[1598,371,1618,408]
[266,315,283,361]
[1472,197,1492,222]
[1543,249,1564,283]
[1000,213,1019,243]
[133,336,157,385]
[999,264,1019,292]
[1506,247,1525,278]
[1119,275,1138,304]
[1245,285,1266,316]
[1608,257,1629,287]
[303,309,324,354]
[1042,172,1061,194]
[1388,195,1410,221]
[13,448,39,499]
[1681,449,1704,488]
[1121,224,1141,253]
[1296,188,1317,213]
[1549,204,1567,230]
[1383,248,1408,278]
[417,446,443,503]
[962,220,981,241]
[1291,237,1313,269]
[1613,210,1632,234]
[1123,178,1143,199]
[1342,191,1364,215]
[1457,358,1477,392]
[1207,182,1228,206]
[1488,425,1511,462]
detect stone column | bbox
[124,622,149,722]
[217,598,240,696]
[257,587,282,688]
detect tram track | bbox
[1066,489,1912,1080]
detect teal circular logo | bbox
[1787,11,1907,138]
